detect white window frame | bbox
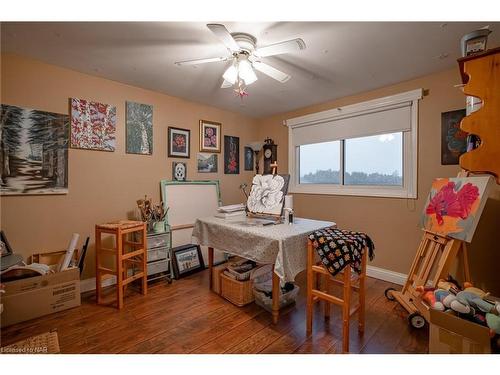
[285,89,422,199]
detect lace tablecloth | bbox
[192,217,335,282]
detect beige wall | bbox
[0,54,257,278]
[256,68,500,294]
[2,54,498,292]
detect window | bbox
[299,141,340,184]
[344,132,402,186]
[286,89,422,198]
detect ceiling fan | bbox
[174,24,306,94]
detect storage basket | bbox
[253,284,300,312]
[220,272,254,307]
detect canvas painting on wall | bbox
[441,109,467,165]
[168,127,190,158]
[71,98,116,151]
[244,146,254,171]
[1,104,69,195]
[420,176,492,242]
[197,153,217,173]
[224,135,239,174]
[126,101,153,155]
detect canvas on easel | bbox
[387,175,492,328]
[246,174,290,220]
[420,176,492,243]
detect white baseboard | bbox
[80,276,116,294]
[79,265,407,293]
[367,265,407,286]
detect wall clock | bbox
[172,162,187,181]
[263,138,277,175]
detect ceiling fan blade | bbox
[221,79,233,88]
[174,56,229,66]
[252,62,291,83]
[254,38,306,57]
[207,24,240,53]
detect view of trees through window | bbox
[299,132,403,186]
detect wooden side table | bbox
[95,220,147,309]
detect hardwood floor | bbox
[0,270,428,354]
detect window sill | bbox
[289,184,416,199]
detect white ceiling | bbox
[2,22,499,118]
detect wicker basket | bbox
[220,272,254,306]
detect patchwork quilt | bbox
[308,227,375,276]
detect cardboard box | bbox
[429,309,491,354]
[1,267,81,328]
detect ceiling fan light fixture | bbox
[238,59,257,85]
[222,63,238,85]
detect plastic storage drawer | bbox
[147,259,169,276]
[147,247,169,262]
[147,233,170,249]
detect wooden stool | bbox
[95,220,148,309]
[306,239,367,353]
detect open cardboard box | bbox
[429,309,491,354]
[1,250,81,328]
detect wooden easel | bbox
[387,231,470,327]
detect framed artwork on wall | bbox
[70,98,116,151]
[197,153,218,173]
[1,104,69,195]
[126,101,153,155]
[171,244,205,279]
[168,127,190,158]
[199,120,221,153]
[244,146,254,171]
[441,109,467,165]
[224,135,239,174]
[172,161,187,181]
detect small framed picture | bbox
[172,161,187,181]
[197,153,218,173]
[224,135,240,174]
[199,120,221,153]
[171,244,205,279]
[168,127,190,158]
[244,146,254,171]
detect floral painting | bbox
[420,176,492,242]
[224,135,239,174]
[126,101,153,155]
[168,127,190,158]
[247,174,290,216]
[197,153,217,173]
[70,98,116,151]
[441,109,467,165]
[199,120,221,153]
[1,104,69,195]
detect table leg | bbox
[272,268,280,324]
[208,247,214,291]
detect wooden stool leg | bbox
[141,224,148,296]
[306,240,314,335]
[359,251,367,334]
[342,265,351,353]
[323,275,330,320]
[116,229,124,309]
[95,227,102,304]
